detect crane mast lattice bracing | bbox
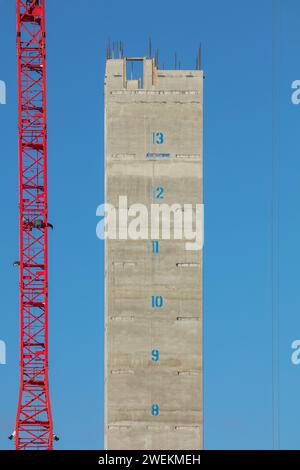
[16,0,53,450]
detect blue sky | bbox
[0,0,300,450]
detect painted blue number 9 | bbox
[152,349,159,362]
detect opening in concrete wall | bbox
[126,58,144,88]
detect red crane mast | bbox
[15,0,53,450]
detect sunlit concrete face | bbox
[104,57,203,450]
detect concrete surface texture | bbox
[105,57,203,450]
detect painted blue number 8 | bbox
[151,404,160,416]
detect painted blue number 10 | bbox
[152,295,164,308]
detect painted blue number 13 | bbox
[152,131,165,145]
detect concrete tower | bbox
[104,56,203,450]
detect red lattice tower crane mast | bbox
[15,0,53,450]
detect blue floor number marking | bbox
[154,186,164,200]
[151,295,164,308]
[152,131,165,145]
[152,240,159,254]
[150,130,165,421]
[151,404,160,416]
[152,349,160,362]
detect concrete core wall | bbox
[105,58,203,450]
